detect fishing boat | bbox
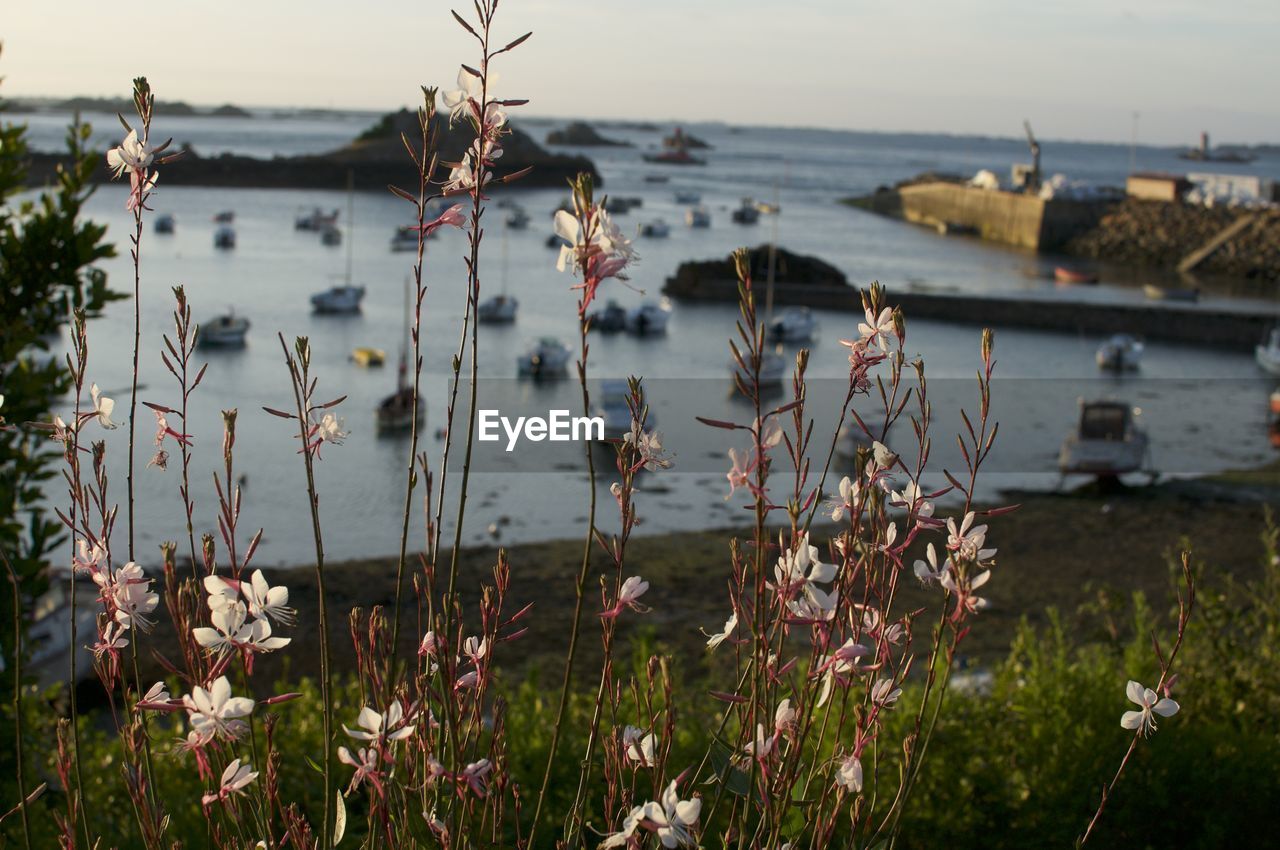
[351,347,386,367]
[1256,328,1280,376]
[198,311,250,348]
[674,190,702,204]
[1054,265,1098,284]
[685,206,711,228]
[1058,400,1149,477]
[731,199,760,225]
[1143,284,1199,303]
[377,276,425,433]
[295,207,339,231]
[768,307,819,344]
[517,337,573,378]
[155,213,176,234]
[588,300,628,333]
[213,226,236,250]
[626,300,672,336]
[312,174,364,314]
[639,219,671,238]
[1096,334,1144,372]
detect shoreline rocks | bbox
[545,121,630,147]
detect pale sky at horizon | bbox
[4,0,1278,145]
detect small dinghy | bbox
[1054,265,1098,284]
[351,347,386,368]
[213,226,236,250]
[155,213,176,234]
[1096,334,1144,372]
[685,205,711,228]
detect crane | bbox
[1023,119,1041,193]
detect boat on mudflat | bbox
[1054,265,1099,285]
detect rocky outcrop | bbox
[663,246,851,303]
[1065,199,1280,284]
[545,121,630,147]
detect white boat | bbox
[685,206,711,228]
[639,219,671,238]
[731,199,760,225]
[199,312,250,348]
[311,285,366,314]
[517,337,573,378]
[626,300,672,336]
[213,226,236,250]
[588,300,628,333]
[1058,400,1149,477]
[155,213,176,234]
[295,207,339,231]
[1256,328,1280,376]
[312,175,364,314]
[478,294,519,323]
[768,306,818,343]
[1096,334,1144,372]
[674,190,702,204]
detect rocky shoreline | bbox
[23,110,600,192]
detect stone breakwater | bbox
[1065,199,1280,284]
[664,249,1278,351]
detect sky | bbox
[3,0,1278,145]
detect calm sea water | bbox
[21,111,1280,564]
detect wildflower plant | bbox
[0,3,1202,848]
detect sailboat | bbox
[312,172,366,314]
[376,275,425,432]
[732,180,788,391]
[478,218,519,323]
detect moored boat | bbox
[1256,328,1280,376]
[517,337,573,378]
[311,285,365,314]
[351,347,386,367]
[588,300,628,333]
[639,219,670,238]
[295,207,339,231]
[731,199,760,225]
[213,226,236,250]
[198,312,250,348]
[674,190,702,204]
[1143,284,1199,303]
[767,306,818,344]
[685,205,711,228]
[626,300,672,336]
[1058,400,1149,477]
[1096,334,1144,372]
[1054,265,1099,284]
[478,294,519,324]
[155,213,176,234]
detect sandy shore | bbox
[140,476,1276,695]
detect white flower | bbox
[343,702,414,743]
[774,533,836,591]
[202,758,257,807]
[946,512,996,562]
[111,562,158,631]
[939,565,991,614]
[913,543,950,584]
[774,698,797,734]
[143,681,171,703]
[641,781,701,848]
[827,475,861,522]
[702,610,737,650]
[462,759,491,796]
[871,678,902,707]
[90,384,118,430]
[871,440,897,471]
[184,676,254,742]
[835,753,863,793]
[192,601,252,653]
[1120,680,1179,737]
[602,576,651,618]
[462,635,488,666]
[106,129,155,178]
[890,480,934,518]
[316,413,347,445]
[858,306,894,348]
[787,585,838,623]
[245,570,295,625]
[622,726,656,766]
[441,66,490,124]
[744,723,775,759]
[601,805,646,848]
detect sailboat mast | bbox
[345,169,354,286]
[399,274,410,392]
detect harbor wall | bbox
[662,278,1276,351]
[854,182,1112,250]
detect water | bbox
[20,112,1280,565]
